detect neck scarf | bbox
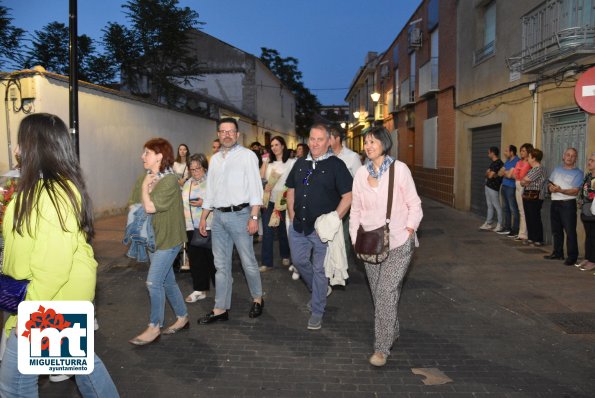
[306,147,334,169]
[148,166,175,179]
[366,156,394,179]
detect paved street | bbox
[39,198,595,397]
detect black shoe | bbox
[248,300,264,318]
[543,253,563,260]
[198,311,229,324]
[564,258,577,266]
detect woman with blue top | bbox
[0,113,119,397]
[182,154,215,302]
[128,138,189,345]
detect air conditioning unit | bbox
[409,28,422,48]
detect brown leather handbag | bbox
[354,163,395,264]
[522,189,540,201]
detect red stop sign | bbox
[575,66,595,114]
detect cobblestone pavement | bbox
[39,198,595,397]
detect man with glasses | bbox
[198,118,264,324]
[285,123,353,330]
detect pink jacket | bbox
[349,160,423,250]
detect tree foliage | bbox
[260,47,321,137]
[24,21,115,84]
[0,3,24,70]
[102,0,204,106]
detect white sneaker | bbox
[49,374,72,383]
[291,272,300,280]
[492,224,504,233]
[327,285,333,297]
[288,265,296,272]
[479,222,493,230]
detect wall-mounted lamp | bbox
[370,92,381,102]
[340,122,346,129]
[353,111,360,119]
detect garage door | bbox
[470,125,502,217]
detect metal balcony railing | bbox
[419,57,439,96]
[506,0,595,73]
[400,78,415,106]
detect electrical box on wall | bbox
[19,77,36,99]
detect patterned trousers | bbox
[364,235,414,356]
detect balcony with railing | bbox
[400,78,415,106]
[506,0,595,73]
[419,57,439,97]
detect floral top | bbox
[182,175,211,230]
[579,172,595,204]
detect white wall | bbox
[0,73,217,217]
[254,63,298,149]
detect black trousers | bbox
[582,218,595,262]
[550,200,578,260]
[186,230,215,291]
[523,199,543,243]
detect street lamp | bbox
[340,122,346,129]
[353,111,360,119]
[370,92,381,102]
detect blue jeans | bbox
[212,207,263,310]
[288,224,328,317]
[261,202,290,268]
[0,330,119,397]
[147,244,187,327]
[501,185,519,233]
[485,186,502,225]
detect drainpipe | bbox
[529,82,538,146]
[69,0,80,158]
[4,83,13,170]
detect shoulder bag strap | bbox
[187,182,195,226]
[385,163,395,227]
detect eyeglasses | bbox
[189,168,201,172]
[303,169,313,185]
[218,129,237,136]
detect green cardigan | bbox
[2,181,97,336]
[129,173,187,250]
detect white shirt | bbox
[336,145,362,177]
[265,158,296,203]
[203,145,263,209]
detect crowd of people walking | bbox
[118,117,423,369]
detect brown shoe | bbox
[369,352,387,367]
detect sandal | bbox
[185,291,206,303]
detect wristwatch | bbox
[250,215,258,221]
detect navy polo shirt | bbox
[286,156,353,235]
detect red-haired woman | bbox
[129,138,189,345]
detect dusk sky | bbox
[7,0,421,105]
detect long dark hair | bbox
[267,136,290,163]
[13,113,94,241]
[175,143,190,165]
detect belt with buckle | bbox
[216,203,249,212]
